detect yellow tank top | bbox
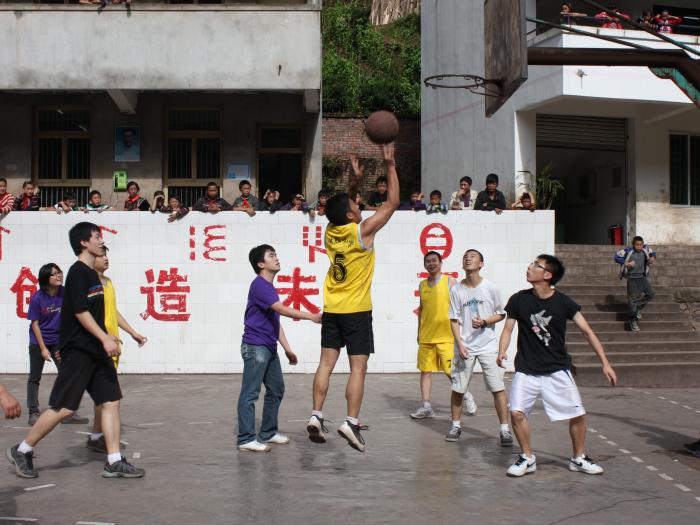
[323,222,375,313]
[103,277,120,367]
[418,276,453,343]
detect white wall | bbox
[0,211,554,374]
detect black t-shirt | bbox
[59,260,106,357]
[504,289,580,375]
[474,189,507,211]
[367,191,388,207]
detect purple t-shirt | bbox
[27,287,64,346]
[242,276,280,352]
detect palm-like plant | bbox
[536,163,565,210]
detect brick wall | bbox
[322,116,420,199]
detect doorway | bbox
[257,126,304,203]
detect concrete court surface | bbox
[0,373,698,525]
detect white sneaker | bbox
[569,455,604,474]
[464,392,477,415]
[507,454,536,477]
[409,406,435,419]
[238,440,271,453]
[306,415,329,444]
[264,433,290,445]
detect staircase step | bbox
[579,302,681,313]
[580,311,683,322]
[571,294,675,304]
[568,330,698,342]
[573,362,700,387]
[567,320,691,331]
[556,244,700,255]
[567,340,700,352]
[571,351,700,364]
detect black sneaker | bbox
[6,445,38,478]
[337,420,367,452]
[683,439,700,458]
[101,457,145,478]
[86,435,107,453]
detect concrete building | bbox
[422,0,700,245]
[0,1,322,208]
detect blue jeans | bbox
[237,343,285,445]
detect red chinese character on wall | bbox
[10,266,38,319]
[302,226,327,263]
[99,225,118,237]
[412,271,459,316]
[0,226,10,261]
[276,267,321,321]
[419,223,453,260]
[189,225,227,262]
[140,267,191,322]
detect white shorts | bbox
[451,352,505,394]
[509,370,586,422]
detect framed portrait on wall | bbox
[114,125,141,162]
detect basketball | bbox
[364,110,400,144]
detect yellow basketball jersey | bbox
[418,276,453,343]
[323,222,375,313]
[103,277,121,368]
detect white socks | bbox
[107,452,122,465]
[89,432,103,441]
[422,400,432,410]
[18,441,33,454]
[346,416,359,426]
[500,424,510,432]
[452,420,461,428]
[312,411,323,419]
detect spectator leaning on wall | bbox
[450,176,478,210]
[14,181,40,211]
[0,178,15,213]
[474,174,507,214]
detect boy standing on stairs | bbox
[614,236,656,332]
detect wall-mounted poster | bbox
[114,126,141,162]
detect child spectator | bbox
[475,174,507,214]
[614,236,656,332]
[259,189,284,213]
[54,192,77,214]
[310,189,331,216]
[512,191,536,211]
[0,178,15,214]
[150,191,166,213]
[158,195,189,223]
[281,194,311,212]
[594,6,630,29]
[426,190,448,214]
[14,181,40,211]
[354,191,366,212]
[232,180,260,216]
[194,182,232,214]
[84,190,111,212]
[450,176,478,210]
[655,10,683,34]
[366,176,388,211]
[124,181,150,211]
[560,3,587,25]
[637,11,656,29]
[400,191,427,211]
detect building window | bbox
[670,134,700,205]
[165,109,221,189]
[34,109,91,185]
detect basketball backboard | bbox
[484,0,528,117]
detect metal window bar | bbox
[166,185,207,209]
[37,186,91,209]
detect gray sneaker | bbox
[28,412,40,426]
[61,412,89,425]
[6,445,38,479]
[101,457,145,478]
[409,406,435,419]
[86,435,107,453]
[445,426,462,442]
[630,320,640,332]
[499,429,514,447]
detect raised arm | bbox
[360,143,400,245]
[571,312,617,385]
[348,155,364,201]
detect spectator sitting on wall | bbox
[54,192,77,215]
[475,174,507,214]
[310,189,331,216]
[450,176,478,210]
[400,191,427,211]
[0,178,15,214]
[232,180,259,217]
[655,10,683,34]
[124,181,150,211]
[194,182,233,214]
[637,11,657,29]
[150,191,166,213]
[594,6,630,29]
[560,3,587,25]
[259,189,284,214]
[158,195,189,223]
[84,190,111,212]
[14,181,40,211]
[426,190,448,215]
[512,191,536,212]
[281,194,311,212]
[366,176,389,211]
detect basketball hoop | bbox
[423,74,503,97]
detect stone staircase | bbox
[555,244,700,388]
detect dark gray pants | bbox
[27,343,60,415]
[627,277,655,320]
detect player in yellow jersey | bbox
[410,250,476,419]
[87,247,147,453]
[307,144,399,452]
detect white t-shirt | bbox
[449,279,504,355]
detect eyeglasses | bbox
[530,261,548,272]
[50,272,63,277]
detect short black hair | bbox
[318,189,331,198]
[424,250,442,262]
[22,180,34,188]
[486,173,499,185]
[89,190,101,199]
[465,249,484,262]
[38,263,62,292]
[376,176,388,186]
[169,195,181,204]
[249,244,275,274]
[430,190,442,199]
[460,176,472,186]
[632,236,644,244]
[0,178,7,185]
[206,182,219,190]
[521,192,532,200]
[63,192,77,201]
[239,180,251,190]
[326,193,352,226]
[69,222,101,256]
[127,181,140,191]
[154,190,165,198]
[537,254,565,286]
